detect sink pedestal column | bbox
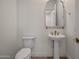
[48,33,65,59]
[54,40,59,59]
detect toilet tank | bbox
[22,36,36,48]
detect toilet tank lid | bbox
[15,48,31,59]
[22,36,36,40]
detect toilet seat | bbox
[15,48,31,59]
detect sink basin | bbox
[49,33,65,40]
[48,31,66,59]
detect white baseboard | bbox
[67,55,71,59]
[0,55,10,58]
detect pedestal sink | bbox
[49,33,65,59]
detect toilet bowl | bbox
[15,48,31,59]
[15,35,35,59]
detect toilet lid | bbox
[15,48,31,59]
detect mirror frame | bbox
[44,0,65,29]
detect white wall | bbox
[0,0,22,59]
[18,0,66,57]
[64,0,76,59]
[0,0,67,58]
[74,0,79,59]
[18,0,53,57]
[75,0,79,35]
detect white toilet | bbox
[15,36,36,59]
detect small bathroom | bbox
[0,0,78,59]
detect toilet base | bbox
[15,48,31,59]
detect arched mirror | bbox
[45,0,65,29]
